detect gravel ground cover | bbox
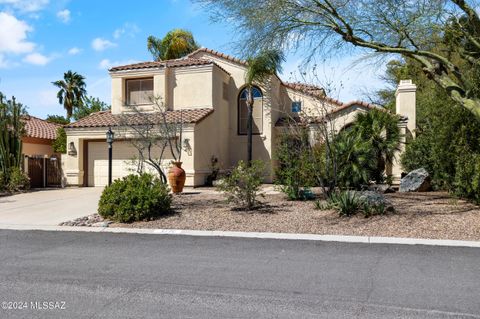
[102,188,480,241]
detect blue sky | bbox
[0,0,387,118]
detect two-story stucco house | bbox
[63,48,416,187]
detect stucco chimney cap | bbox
[396,79,417,95]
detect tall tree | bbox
[147,29,199,61]
[52,71,87,119]
[46,114,70,125]
[72,96,110,121]
[244,49,284,163]
[197,0,480,118]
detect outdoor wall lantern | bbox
[68,142,77,156]
[183,138,192,156]
[106,127,115,186]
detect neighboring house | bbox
[63,48,416,187]
[22,116,61,157]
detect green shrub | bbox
[316,190,390,217]
[453,153,480,204]
[52,127,67,153]
[98,173,172,223]
[6,167,30,192]
[217,160,265,210]
[275,131,318,200]
[0,171,6,191]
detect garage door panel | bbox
[87,141,173,187]
[88,142,139,187]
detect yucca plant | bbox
[327,191,361,217]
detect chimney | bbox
[395,80,417,137]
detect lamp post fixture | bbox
[106,127,115,186]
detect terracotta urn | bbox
[168,161,186,193]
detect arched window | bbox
[238,87,263,135]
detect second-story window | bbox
[238,87,263,135]
[126,78,153,105]
[291,101,302,113]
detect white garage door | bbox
[88,141,138,187]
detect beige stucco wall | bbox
[22,142,54,157]
[110,66,217,114]
[64,125,199,187]
[190,51,279,182]
[171,67,213,109]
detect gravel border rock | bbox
[60,214,112,227]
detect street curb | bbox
[1,224,480,248]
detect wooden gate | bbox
[46,156,62,186]
[27,157,44,188]
[26,156,62,188]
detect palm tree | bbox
[349,109,401,182]
[52,71,87,119]
[147,29,199,61]
[244,49,284,164]
[334,131,375,189]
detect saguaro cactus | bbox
[0,93,25,177]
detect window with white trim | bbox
[238,87,263,135]
[125,78,154,105]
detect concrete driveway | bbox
[0,187,103,226]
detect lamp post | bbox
[106,127,115,186]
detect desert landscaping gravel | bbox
[108,188,480,241]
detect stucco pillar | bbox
[395,80,417,137]
[390,118,408,185]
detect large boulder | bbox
[355,191,394,212]
[399,168,431,192]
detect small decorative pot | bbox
[168,161,186,193]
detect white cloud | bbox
[91,37,116,51]
[113,22,140,39]
[0,54,9,68]
[68,47,81,55]
[98,59,139,70]
[56,9,70,23]
[0,0,49,13]
[0,12,35,54]
[23,52,50,65]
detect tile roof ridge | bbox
[187,47,247,65]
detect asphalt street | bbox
[0,229,479,318]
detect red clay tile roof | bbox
[187,48,247,65]
[65,108,214,128]
[108,58,231,75]
[23,116,61,140]
[275,101,385,126]
[109,58,212,71]
[282,81,344,106]
[283,82,325,96]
